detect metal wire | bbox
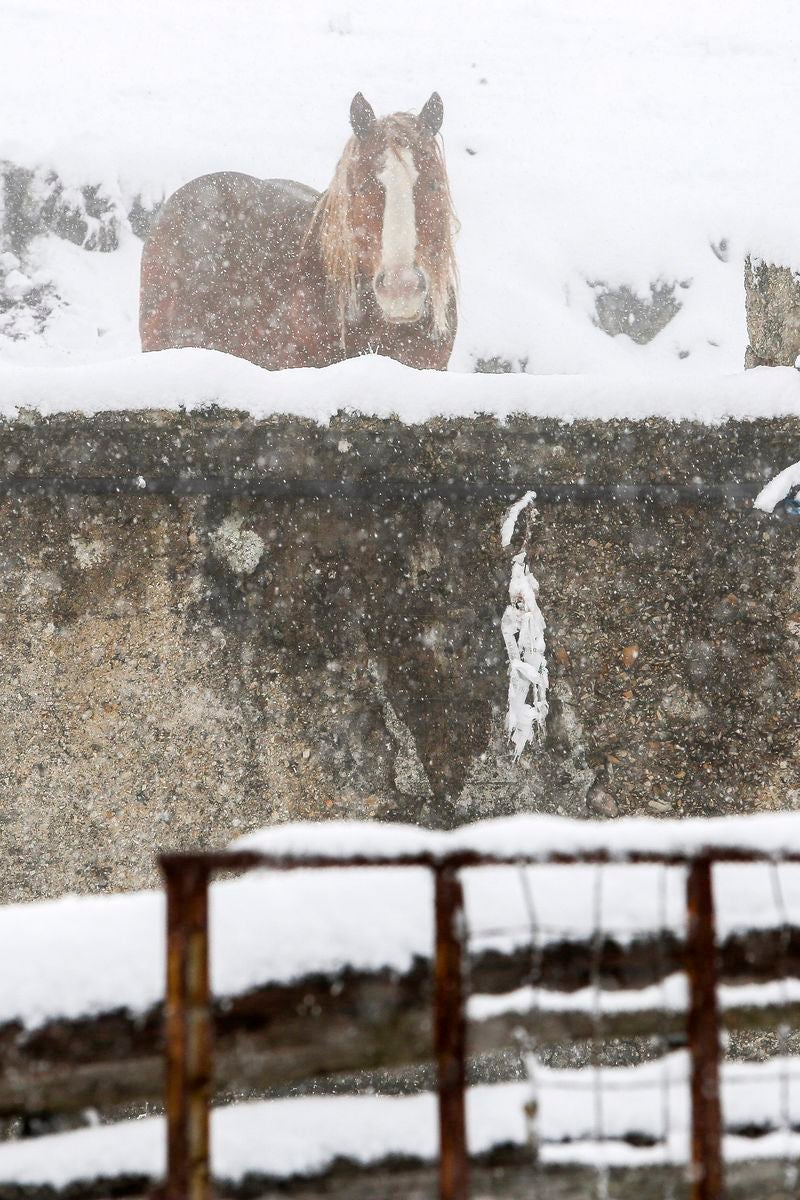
[517,865,545,1197]
[464,859,800,1194]
[591,864,610,1200]
[469,918,681,941]
[532,1074,679,1093]
[658,864,678,1198]
[515,1066,800,1093]
[769,859,798,1194]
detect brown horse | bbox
[139,93,458,370]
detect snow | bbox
[499,505,551,765]
[3,815,800,1184]
[502,551,549,758]
[534,1053,800,1167]
[234,810,800,864]
[1,5,798,1180]
[0,867,433,1028]
[0,888,165,1028]
[0,1084,525,1186]
[0,350,798,424]
[1,1058,800,1184]
[1,1,800,380]
[754,459,800,512]
[231,816,438,860]
[470,974,690,1020]
[500,491,536,547]
[5,815,800,1030]
[470,974,800,1021]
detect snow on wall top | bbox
[5,813,800,1030]
[1,350,799,424]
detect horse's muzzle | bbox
[373,267,428,323]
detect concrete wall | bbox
[1,409,799,902]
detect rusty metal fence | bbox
[157,844,800,1200]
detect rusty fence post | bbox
[161,858,213,1200]
[434,864,469,1200]
[686,857,723,1200]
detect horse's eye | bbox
[429,180,440,193]
[357,178,373,195]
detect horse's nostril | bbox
[413,268,426,292]
[374,271,386,292]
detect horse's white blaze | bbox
[378,147,418,271]
[373,147,425,318]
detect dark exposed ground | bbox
[0,408,798,902]
[0,1155,795,1200]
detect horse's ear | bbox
[419,92,444,137]
[350,93,377,138]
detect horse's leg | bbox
[283,268,347,368]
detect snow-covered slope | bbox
[1,0,799,375]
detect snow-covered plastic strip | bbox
[754,458,800,512]
[502,552,549,758]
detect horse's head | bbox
[315,93,458,340]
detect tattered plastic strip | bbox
[500,490,549,759]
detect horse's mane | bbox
[308,113,459,342]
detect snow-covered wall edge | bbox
[1,351,800,423]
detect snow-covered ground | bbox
[2,1058,800,1185]
[1,0,799,376]
[3,815,800,1185]
[6,813,800,1030]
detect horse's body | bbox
[139,94,457,370]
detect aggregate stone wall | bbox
[1,409,799,903]
[745,257,800,368]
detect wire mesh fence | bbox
[159,841,800,1200]
[464,862,687,1194]
[463,858,800,1199]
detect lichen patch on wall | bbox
[70,535,107,569]
[209,516,265,575]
